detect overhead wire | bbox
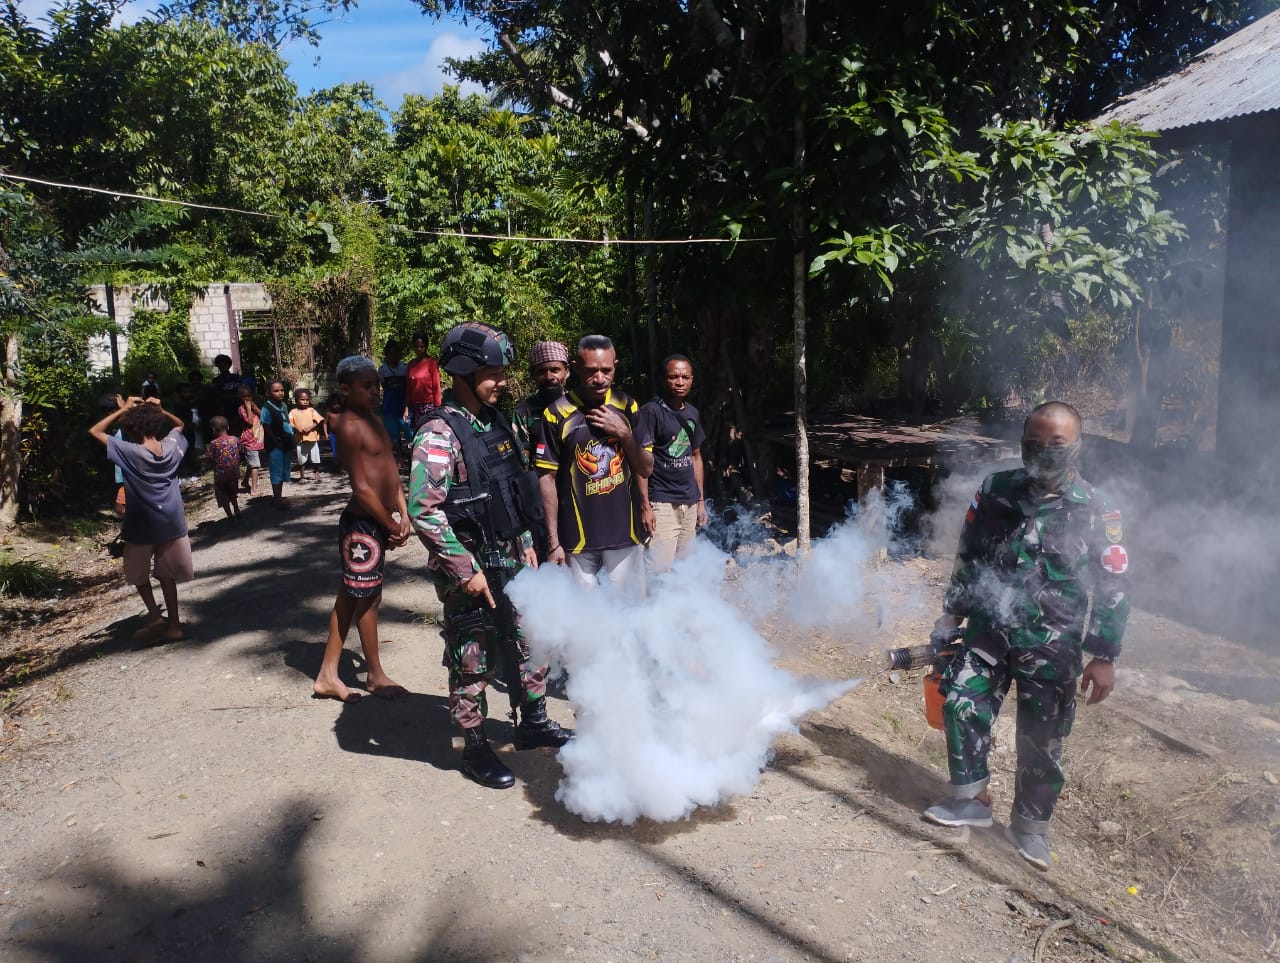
[0,171,772,245]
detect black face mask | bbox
[1021,438,1080,492]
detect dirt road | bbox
[1,473,1275,961]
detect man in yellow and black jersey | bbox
[534,335,653,597]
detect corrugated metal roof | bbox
[1095,9,1280,133]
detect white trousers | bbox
[568,545,646,599]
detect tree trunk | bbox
[626,184,642,387]
[350,289,373,357]
[784,0,809,552]
[643,182,659,397]
[1128,298,1172,449]
[0,333,22,527]
[696,305,771,501]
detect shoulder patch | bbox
[1100,544,1129,574]
[1102,510,1123,544]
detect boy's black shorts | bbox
[339,509,386,598]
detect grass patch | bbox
[0,555,63,599]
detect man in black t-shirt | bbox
[637,355,706,573]
[209,353,243,428]
[534,335,653,597]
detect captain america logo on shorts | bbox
[343,532,382,573]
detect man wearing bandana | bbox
[513,341,571,465]
[513,341,572,561]
[922,402,1130,872]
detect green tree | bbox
[1,1,296,256]
[0,184,94,523]
[414,0,1255,447]
[377,88,624,360]
[151,0,358,50]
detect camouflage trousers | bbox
[941,647,1077,833]
[441,590,548,730]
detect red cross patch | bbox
[1100,544,1129,574]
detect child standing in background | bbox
[324,393,344,471]
[205,415,242,519]
[237,384,264,495]
[378,341,410,466]
[88,396,193,643]
[289,388,327,482]
[98,393,127,516]
[260,379,295,509]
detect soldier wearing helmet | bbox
[407,322,573,789]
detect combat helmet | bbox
[440,322,516,376]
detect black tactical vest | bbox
[435,406,543,542]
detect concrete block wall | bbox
[87,283,272,373]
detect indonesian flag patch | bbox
[1100,544,1129,574]
[965,493,979,525]
[535,443,547,458]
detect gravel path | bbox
[1,475,1124,962]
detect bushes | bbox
[15,315,115,518]
[0,554,62,599]
[119,308,203,397]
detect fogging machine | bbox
[885,631,961,731]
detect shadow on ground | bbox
[330,689,459,772]
[788,720,1032,880]
[0,798,524,963]
[2,486,352,689]
[512,743,740,844]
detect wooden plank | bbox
[1107,703,1222,758]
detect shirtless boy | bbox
[313,356,412,702]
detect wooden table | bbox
[760,413,1019,500]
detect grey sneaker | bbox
[1011,829,1053,871]
[922,797,993,828]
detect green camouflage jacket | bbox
[943,467,1130,670]
[511,394,543,466]
[407,391,533,595]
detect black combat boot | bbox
[514,698,574,750]
[460,724,515,789]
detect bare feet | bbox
[133,621,184,644]
[313,675,363,702]
[367,670,408,699]
[132,614,165,641]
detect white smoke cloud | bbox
[506,498,922,824]
[726,486,929,636]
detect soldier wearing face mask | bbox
[921,402,1130,873]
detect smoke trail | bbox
[505,499,916,824]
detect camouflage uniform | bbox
[940,467,1130,833]
[407,390,545,730]
[511,395,543,466]
[512,393,553,559]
